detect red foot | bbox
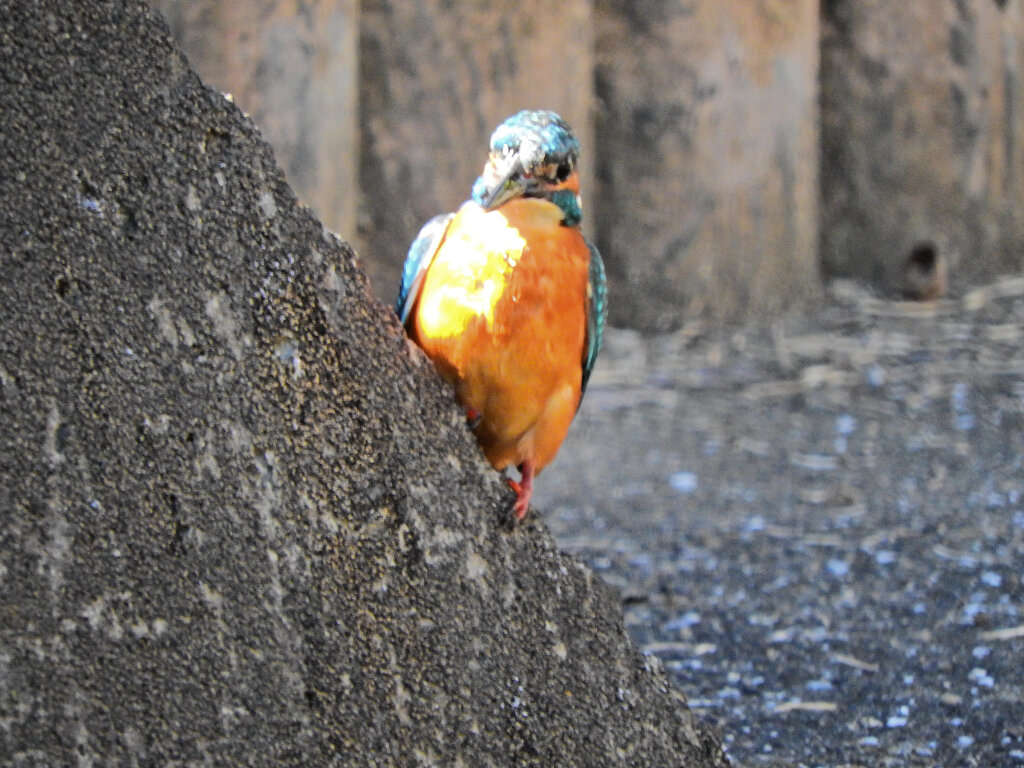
[506,461,535,523]
[466,408,483,429]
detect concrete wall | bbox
[1,3,730,763]
[150,1,1024,328]
[594,0,821,329]
[821,0,1024,292]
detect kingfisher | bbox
[396,110,606,522]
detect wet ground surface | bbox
[535,278,1024,767]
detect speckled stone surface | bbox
[0,2,725,766]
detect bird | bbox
[396,109,606,523]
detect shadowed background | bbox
[152,0,1024,329]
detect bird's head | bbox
[471,110,583,226]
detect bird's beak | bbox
[480,153,529,210]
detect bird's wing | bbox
[581,238,607,399]
[396,213,455,325]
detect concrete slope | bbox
[0,2,727,766]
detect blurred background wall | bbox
[150,0,1024,330]
[593,0,820,328]
[357,0,594,303]
[821,0,1024,290]
[155,0,360,244]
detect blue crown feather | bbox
[488,110,581,168]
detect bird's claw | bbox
[505,478,529,524]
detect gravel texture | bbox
[537,279,1024,767]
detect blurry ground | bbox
[535,278,1024,767]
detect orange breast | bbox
[410,198,590,474]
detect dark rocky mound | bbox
[0,1,726,765]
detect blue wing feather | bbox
[581,238,606,399]
[396,213,454,325]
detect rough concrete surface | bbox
[150,0,360,243]
[0,2,726,766]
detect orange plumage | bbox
[396,110,605,522]
[408,198,589,477]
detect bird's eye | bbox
[555,160,572,182]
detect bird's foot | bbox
[466,408,483,430]
[504,462,535,525]
[505,478,529,522]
